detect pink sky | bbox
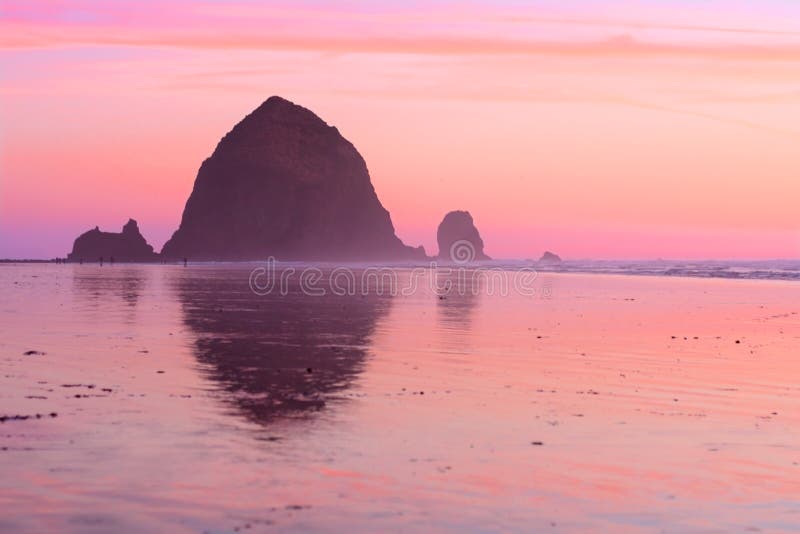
[1,0,799,259]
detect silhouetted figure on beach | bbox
[183,257,188,267]
[100,256,104,266]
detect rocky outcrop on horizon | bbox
[161,96,425,261]
[539,251,562,263]
[67,219,158,262]
[436,210,490,262]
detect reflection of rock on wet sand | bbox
[174,268,392,425]
[72,267,147,309]
[436,270,480,351]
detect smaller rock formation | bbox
[436,211,490,262]
[539,251,562,263]
[67,219,158,263]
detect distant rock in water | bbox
[67,219,157,262]
[436,210,490,262]
[539,251,562,263]
[161,96,425,261]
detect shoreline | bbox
[2,259,798,283]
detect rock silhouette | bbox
[436,211,490,262]
[539,251,562,263]
[67,219,157,263]
[161,96,425,261]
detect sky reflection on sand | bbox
[0,264,799,532]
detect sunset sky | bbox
[1,0,799,259]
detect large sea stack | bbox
[436,210,490,262]
[67,219,158,262]
[161,96,425,261]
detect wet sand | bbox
[1,264,799,532]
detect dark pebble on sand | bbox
[0,413,55,423]
[285,504,310,511]
[735,340,741,344]
[23,350,46,356]
[306,367,313,374]
[531,441,544,446]
[157,370,165,374]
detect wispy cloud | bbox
[5,24,800,62]
[498,15,800,38]
[3,0,800,61]
[606,97,800,139]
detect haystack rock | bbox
[539,251,562,263]
[436,211,490,262]
[161,96,425,261]
[67,219,158,262]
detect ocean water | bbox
[1,263,799,532]
[511,259,800,281]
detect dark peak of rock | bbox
[257,95,318,117]
[66,219,158,263]
[239,96,328,131]
[539,251,562,263]
[162,96,425,261]
[122,218,140,234]
[436,210,490,262]
[215,96,342,159]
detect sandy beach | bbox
[1,264,799,532]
